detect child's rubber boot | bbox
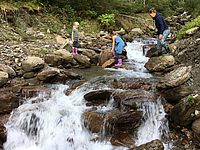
[74,48,78,55]
[71,47,75,55]
[115,58,122,67]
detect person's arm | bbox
[112,35,116,51]
[71,29,74,43]
[157,16,165,39]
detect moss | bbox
[176,16,200,40]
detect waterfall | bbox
[4,40,171,150]
[135,97,171,149]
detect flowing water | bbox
[4,41,171,150]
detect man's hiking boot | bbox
[165,47,171,54]
[157,51,162,56]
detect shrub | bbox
[176,16,200,40]
[98,13,115,29]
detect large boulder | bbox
[22,56,45,72]
[170,95,200,126]
[44,49,73,67]
[157,66,192,89]
[113,90,156,109]
[106,110,143,134]
[101,58,115,68]
[82,111,104,133]
[73,54,91,68]
[145,55,175,72]
[0,71,9,88]
[0,64,16,78]
[81,49,99,64]
[37,67,60,82]
[84,90,113,106]
[55,35,66,45]
[98,50,113,66]
[83,110,143,135]
[159,85,192,104]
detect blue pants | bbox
[157,29,170,53]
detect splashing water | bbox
[105,41,152,79]
[135,97,172,149]
[4,84,128,150]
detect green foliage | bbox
[184,0,200,17]
[80,19,100,34]
[98,14,115,29]
[85,10,97,19]
[176,16,200,40]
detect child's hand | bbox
[69,41,73,45]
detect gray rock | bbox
[37,67,60,81]
[0,71,8,87]
[157,66,192,89]
[22,56,45,72]
[145,55,175,72]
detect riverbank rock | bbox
[0,90,19,114]
[113,90,156,109]
[81,49,99,64]
[170,95,200,126]
[82,111,104,133]
[110,132,134,148]
[83,109,143,135]
[44,49,73,67]
[106,110,143,134]
[21,85,51,98]
[185,27,199,35]
[84,90,113,106]
[0,64,16,78]
[102,58,115,68]
[157,66,192,89]
[98,50,113,66]
[22,56,45,72]
[64,80,86,95]
[175,29,200,93]
[111,78,152,90]
[0,71,9,87]
[0,114,9,148]
[159,85,192,104]
[37,67,60,82]
[145,55,175,72]
[73,54,91,68]
[192,118,200,142]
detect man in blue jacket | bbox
[149,8,170,56]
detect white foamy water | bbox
[4,84,128,150]
[135,97,172,150]
[105,41,152,78]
